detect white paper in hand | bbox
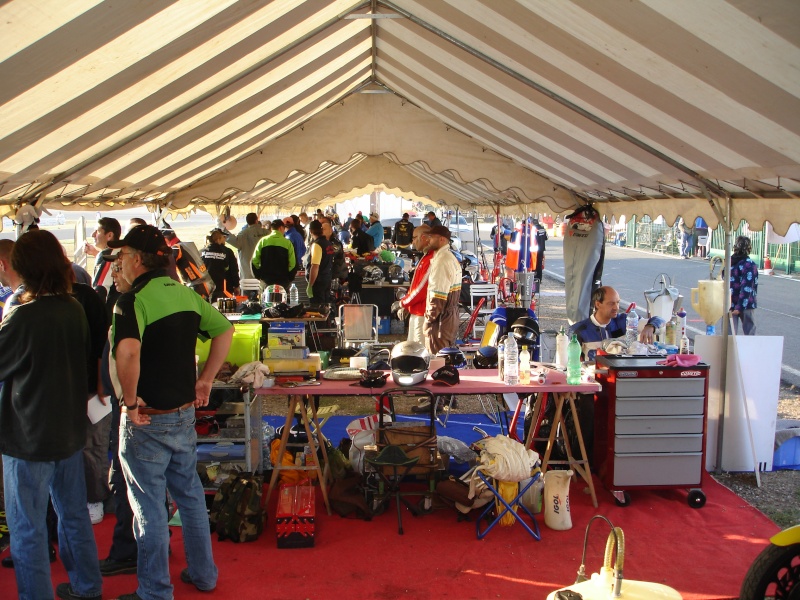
[87,395,112,424]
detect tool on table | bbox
[279,380,321,388]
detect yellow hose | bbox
[603,527,625,596]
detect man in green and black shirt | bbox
[251,219,297,290]
[109,225,232,600]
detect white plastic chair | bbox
[467,283,498,336]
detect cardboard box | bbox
[262,355,321,377]
[276,483,315,548]
[268,322,305,347]
[263,347,310,359]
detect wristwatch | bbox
[121,398,139,411]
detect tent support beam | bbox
[715,196,733,474]
[381,0,728,201]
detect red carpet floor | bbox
[0,471,777,600]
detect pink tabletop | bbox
[253,369,599,396]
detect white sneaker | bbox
[87,502,104,525]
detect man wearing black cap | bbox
[108,225,233,599]
[423,226,462,353]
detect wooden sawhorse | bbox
[524,391,598,508]
[266,393,332,515]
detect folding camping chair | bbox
[364,388,440,533]
[475,470,541,540]
[337,304,379,349]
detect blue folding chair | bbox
[475,470,542,541]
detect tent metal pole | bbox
[715,196,733,473]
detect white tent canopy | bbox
[1,0,799,231]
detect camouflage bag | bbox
[209,472,266,543]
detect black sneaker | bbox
[99,557,137,576]
[55,583,101,600]
[180,568,216,592]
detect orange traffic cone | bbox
[764,255,774,274]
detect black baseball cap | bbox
[107,225,169,256]
[432,365,460,386]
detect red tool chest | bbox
[594,356,709,508]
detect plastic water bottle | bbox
[625,309,639,347]
[289,283,299,306]
[519,346,531,385]
[555,326,568,369]
[567,334,581,385]
[504,336,519,386]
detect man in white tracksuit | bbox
[423,226,462,354]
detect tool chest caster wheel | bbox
[687,489,706,508]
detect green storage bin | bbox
[196,322,261,367]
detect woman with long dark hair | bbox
[0,230,103,600]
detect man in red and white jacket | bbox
[392,224,431,343]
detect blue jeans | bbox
[120,407,217,600]
[681,232,693,257]
[3,450,102,600]
[732,309,757,335]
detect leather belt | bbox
[124,402,194,415]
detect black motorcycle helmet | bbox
[437,346,467,369]
[474,346,498,369]
[510,316,540,344]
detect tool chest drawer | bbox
[614,433,703,454]
[616,378,705,398]
[613,452,703,487]
[615,395,705,416]
[614,415,704,435]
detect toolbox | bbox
[276,483,316,548]
[594,355,709,508]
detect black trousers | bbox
[107,399,137,562]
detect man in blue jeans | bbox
[109,225,233,600]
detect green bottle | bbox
[567,334,581,385]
